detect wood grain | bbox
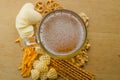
[0,0,120,80]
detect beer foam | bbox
[40,11,86,55]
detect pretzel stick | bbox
[50,58,94,80]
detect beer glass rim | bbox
[38,9,87,59]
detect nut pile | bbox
[68,40,90,68]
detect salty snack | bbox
[34,0,63,17]
[39,54,50,65]
[45,0,62,9]
[35,62,48,73]
[32,60,48,80]
[45,0,55,8]
[34,0,44,13]
[42,9,50,16]
[47,68,58,79]
[31,69,40,80]
[40,72,48,80]
[33,60,40,69]
[15,37,21,43]
[79,12,89,27]
[68,48,89,67]
[31,54,52,80]
[18,47,38,77]
[50,58,94,80]
[51,2,62,10]
[85,43,91,50]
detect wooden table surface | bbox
[0,0,120,80]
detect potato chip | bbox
[39,54,50,65]
[31,69,40,80]
[36,62,48,73]
[47,68,58,79]
[40,72,48,80]
[33,60,40,69]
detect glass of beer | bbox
[37,9,87,59]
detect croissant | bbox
[16,3,42,38]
